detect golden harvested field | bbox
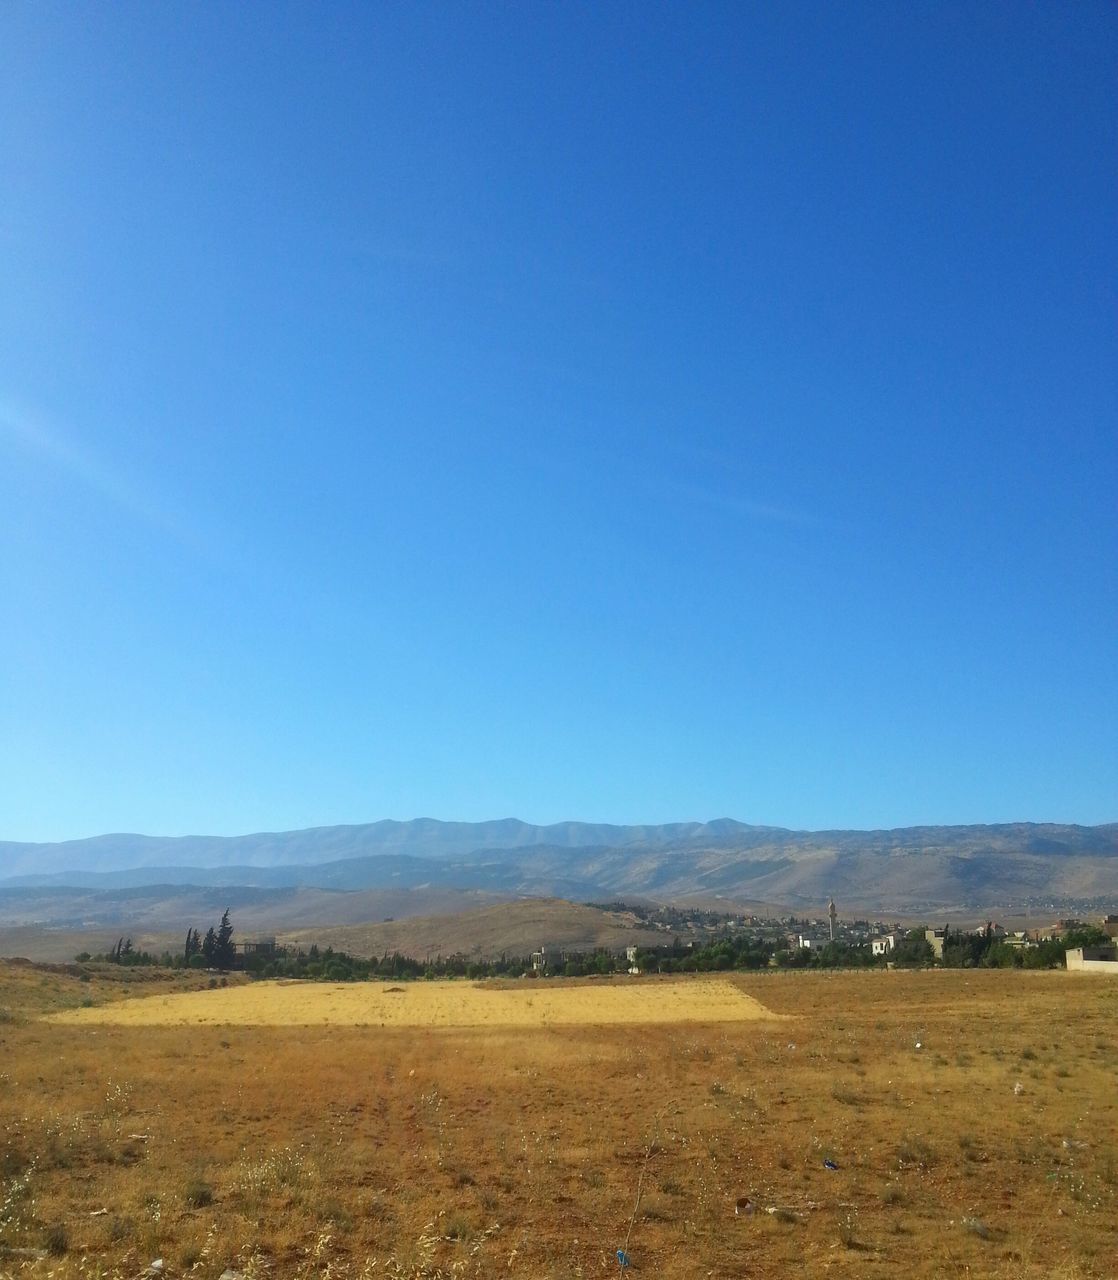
[47,976,775,1028]
[1,961,1116,1280]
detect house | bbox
[236,937,279,959]
[1101,915,1118,939]
[797,934,830,951]
[1002,931,1035,949]
[1038,919,1084,940]
[924,928,947,960]
[231,938,285,969]
[1065,944,1118,973]
[871,931,904,956]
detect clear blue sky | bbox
[2,2,1115,842]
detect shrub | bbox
[444,1213,473,1241]
[838,1213,864,1249]
[896,1135,935,1169]
[639,1194,674,1222]
[831,1085,865,1106]
[184,1179,213,1208]
[44,1222,68,1256]
[106,1215,134,1244]
[316,1197,354,1230]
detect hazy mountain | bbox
[0,817,768,879]
[0,819,1115,913]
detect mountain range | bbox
[0,818,764,877]
[2,818,1116,914]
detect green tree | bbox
[214,910,236,971]
[894,930,934,967]
[1062,925,1109,951]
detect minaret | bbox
[828,897,837,942]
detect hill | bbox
[0,884,509,932]
[276,898,667,961]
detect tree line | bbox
[940,924,1109,969]
[183,910,235,970]
[78,909,238,971]
[77,914,1111,977]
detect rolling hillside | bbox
[277,899,668,961]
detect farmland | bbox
[48,976,773,1029]
[1,961,1116,1279]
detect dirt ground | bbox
[1,962,1115,1279]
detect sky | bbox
[1,2,1115,843]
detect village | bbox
[83,904,1118,980]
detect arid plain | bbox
[1,962,1115,1280]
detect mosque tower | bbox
[828,896,837,942]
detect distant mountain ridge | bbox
[0,817,774,879]
[1,818,1116,913]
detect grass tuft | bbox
[896,1135,936,1169]
[43,1222,68,1256]
[444,1212,473,1241]
[184,1178,214,1208]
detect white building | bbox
[797,934,830,950]
[871,932,904,956]
[1066,945,1118,973]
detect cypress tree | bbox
[214,909,235,971]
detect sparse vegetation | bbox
[183,1177,213,1208]
[42,1221,68,1256]
[0,959,1114,1279]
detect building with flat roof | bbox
[1065,945,1118,973]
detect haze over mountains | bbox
[0,818,754,877]
[2,818,1116,915]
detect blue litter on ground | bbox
[616,1249,631,1267]
[823,1159,839,1170]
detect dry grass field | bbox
[46,976,774,1029]
[0,898,671,965]
[0,929,188,966]
[1,961,1115,1280]
[275,899,670,963]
